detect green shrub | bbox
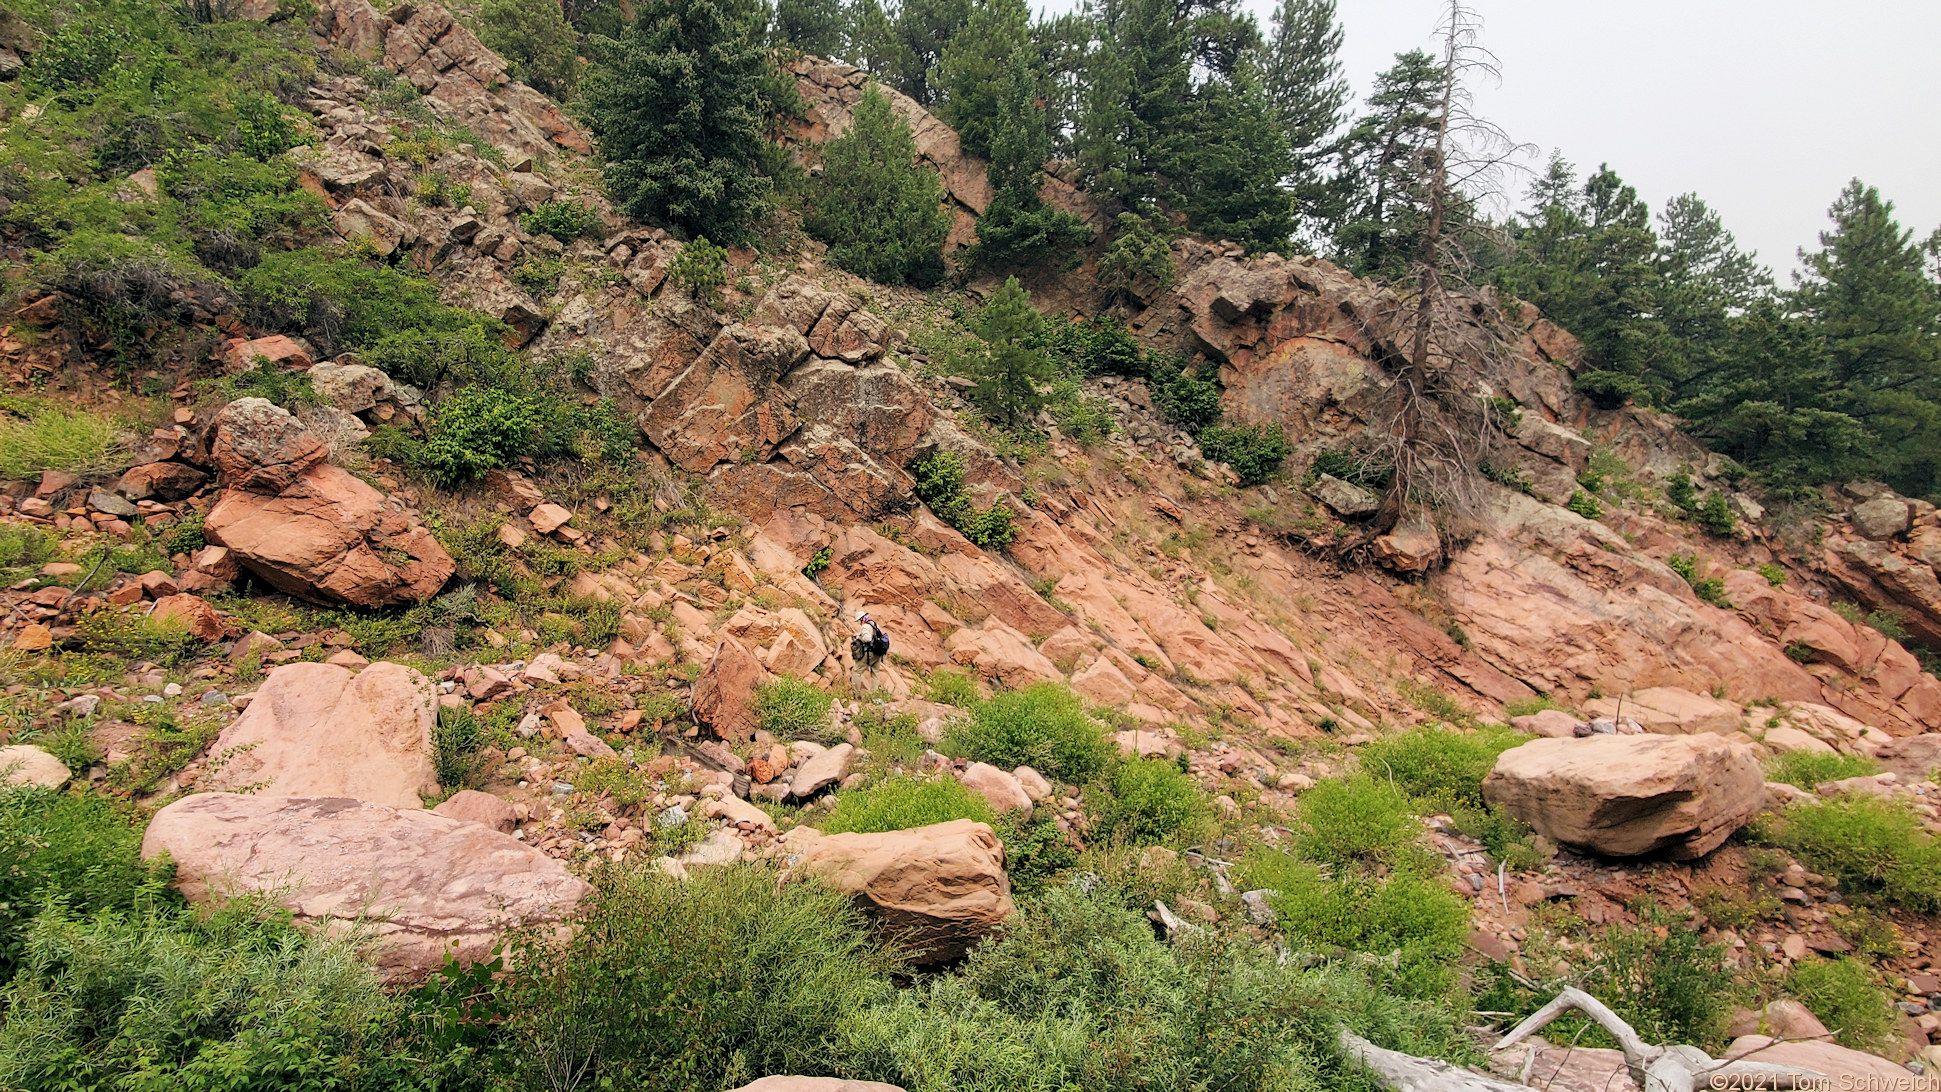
[1357,725,1528,814]
[1763,750,1882,790]
[70,607,199,664]
[491,863,893,1092]
[943,683,1113,784]
[419,386,542,486]
[1091,758,1207,845]
[0,525,59,573]
[1665,467,1700,512]
[575,757,654,807]
[1699,491,1739,535]
[1501,695,1561,719]
[852,707,927,767]
[1787,958,1896,1053]
[912,450,1017,549]
[0,898,447,1090]
[1304,448,1392,490]
[990,814,1079,896]
[0,788,164,978]
[0,403,116,481]
[669,235,729,305]
[1239,850,1470,999]
[431,704,486,791]
[1756,796,1941,912]
[755,677,834,742]
[1148,360,1223,432]
[1197,423,1290,486]
[1565,490,1603,518]
[1288,775,1420,870]
[924,667,982,708]
[1577,905,1738,1051]
[479,0,581,97]
[238,250,504,364]
[822,775,997,834]
[1758,562,1787,586]
[523,200,600,242]
[509,254,564,295]
[804,86,950,287]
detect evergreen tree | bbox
[480,0,582,99]
[1171,60,1296,252]
[1258,0,1347,236]
[972,276,1053,428]
[1653,193,1770,398]
[803,84,951,285]
[848,0,969,105]
[581,0,775,242]
[1493,159,1672,405]
[966,49,1093,270]
[1330,49,1443,279]
[1792,180,1941,493]
[1075,0,1192,212]
[935,0,1028,159]
[773,0,847,56]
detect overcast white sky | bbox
[1318,0,1941,276]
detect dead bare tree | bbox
[1340,988,1832,1092]
[1365,0,1533,543]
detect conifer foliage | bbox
[581,0,776,243]
[803,85,952,286]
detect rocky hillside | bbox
[3,2,1941,1089]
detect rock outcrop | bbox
[794,819,1014,962]
[204,661,439,808]
[143,793,591,979]
[0,745,70,789]
[203,399,454,607]
[1483,734,1764,859]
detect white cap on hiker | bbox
[856,610,869,621]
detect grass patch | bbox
[755,677,835,743]
[923,667,982,708]
[0,402,117,481]
[1763,750,1882,790]
[820,775,994,834]
[1238,849,1469,999]
[1787,957,1896,1053]
[1357,725,1528,813]
[941,683,1113,784]
[1752,796,1941,912]
[575,757,654,808]
[1088,758,1207,846]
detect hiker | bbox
[850,609,890,689]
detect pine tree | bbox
[849,0,969,105]
[1793,180,1941,493]
[480,0,582,99]
[966,49,1093,270]
[1171,59,1295,252]
[1330,49,1443,279]
[581,0,775,242]
[1075,0,1192,212]
[935,0,1028,159]
[1654,193,1770,399]
[803,84,951,285]
[972,276,1053,428]
[1259,0,1347,236]
[773,0,847,56]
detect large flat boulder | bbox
[143,793,590,979]
[794,818,1014,963]
[1482,733,1763,859]
[0,745,70,789]
[1722,1036,1906,1087]
[205,462,454,607]
[204,661,439,808]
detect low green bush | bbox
[1763,750,1882,790]
[1755,796,1941,912]
[1787,957,1896,1053]
[431,704,487,791]
[0,403,116,481]
[821,775,996,834]
[1572,905,1739,1052]
[575,757,655,807]
[669,235,729,305]
[490,863,894,1092]
[942,683,1113,784]
[911,451,1017,550]
[1565,490,1603,519]
[1197,423,1290,486]
[755,677,835,742]
[417,386,542,487]
[1238,850,1470,999]
[0,898,456,1090]
[924,668,983,709]
[1089,758,1206,845]
[1698,491,1738,536]
[1148,361,1223,432]
[1288,775,1420,870]
[0,788,164,979]
[522,200,599,241]
[0,525,59,574]
[1357,725,1528,814]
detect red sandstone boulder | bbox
[143,793,589,979]
[205,661,438,808]
[794,819,1014,963]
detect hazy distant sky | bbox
[1045,0,1941,276]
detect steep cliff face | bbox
[124,2,1941,736]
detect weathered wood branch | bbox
[1345,988,1831,1092]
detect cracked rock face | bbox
[143,793,590,980]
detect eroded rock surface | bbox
[205,661,439,808]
